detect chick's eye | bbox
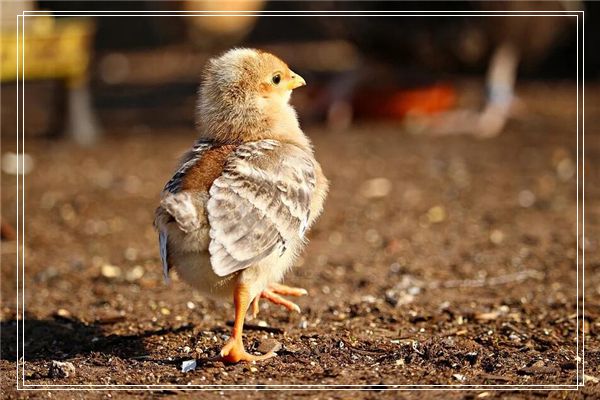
[272,74,281,85]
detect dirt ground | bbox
[1,83,598,399]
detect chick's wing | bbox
[207,139,316,277]
[156,140,230,279]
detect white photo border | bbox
[14,9,585,391]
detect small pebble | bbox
[407,286,421,296]
[126,265,144,282]
[124,247,138,261]
[328,231,343,246]
[2,152,34,175]
[365,229,382,245]
[361,295,377,304]
[489,229,505,245]
[256,339,281,354]
[531,360,545,368]
[518,190,536,208]
[160,307,171,315]
[60,204,76,222]
[556,158,575,181]
[475,312,499,321]
[359,177,392,199]
[101,264,121,279]
[427,206,446,223]
[49,361,76,378]
[181,359,197,373]
[453,373,466,382]
[56,309,71,318]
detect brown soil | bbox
[1,83,598,399]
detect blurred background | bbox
[1,0,598,389]
[0,0,595,145]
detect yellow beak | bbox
[288,71,306,90]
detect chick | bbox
[155,48,328,363]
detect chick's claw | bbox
[218,338,277,364]
[251,296,261,318]
[269,283,308,297]
[252,283,308,317]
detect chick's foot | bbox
[218,337,277,363]
[218,283,278,363]
[252,283,308,317]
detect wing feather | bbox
[159,230,170,282]
[207,140,316,277]
[155,140,214,279]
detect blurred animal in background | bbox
[182,0,266,50]
[0,1,100,146]
[428,1,582,138]
[311,0,580,137]
[154,49,328,363]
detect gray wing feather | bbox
[207,140,316,277]
[159,230,170,282]
[156,139,212,280]
[161,191,201,233]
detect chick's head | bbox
[203,48,305,105]
[196,48,308,144]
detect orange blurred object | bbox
[354,84,456,119]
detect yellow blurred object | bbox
[0,15,95,88]
[1,12,100,146]
[183,0,264,34]
[183,0,264,49]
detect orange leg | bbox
[251,283,308,318]
[218,283,278,363]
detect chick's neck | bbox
[196,92,311,150]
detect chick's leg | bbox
[252,283,308,317]
[219,283,277,363]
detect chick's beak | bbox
[288,71,306,90]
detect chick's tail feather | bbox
[159,230,171,283]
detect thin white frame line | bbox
[15,10,583,391]
[22,14,581,17]
[576,13,579,387]
[21,383,581,388]
[577,7,586,386]
[20,388,581,392]
[19,382,581,388]
[22,10,584,14]
[21,12,26,388]
[20,384,582,387]
[15,13,20,392]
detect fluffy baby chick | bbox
[155,48,328,363]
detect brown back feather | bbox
[181,144,237,192]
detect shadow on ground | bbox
[1,317,195,362]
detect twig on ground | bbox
[428,269,544,289]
